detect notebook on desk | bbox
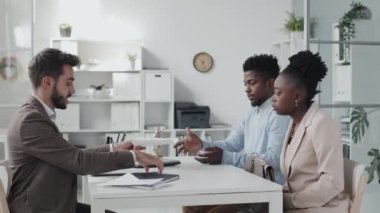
[132,172,179,183]
[98,172,179,190]
[130,172,179,189]
[92,158,181,177]
[135,158,181,168]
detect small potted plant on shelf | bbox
[59,23,72,37]
[283,12,316,39]
[127,52,137,70]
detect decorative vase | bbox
[60,28,72,37]
[130,60,136,70]
[92,89,113,99]
[290,31,304,54]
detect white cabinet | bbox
[111,103,139,130]
[55,104,80,131]
[333,65,352,103]
[144,72,172,102]
[112,73,141,99]
[50,38,78,55]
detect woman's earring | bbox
[294,99,298,108]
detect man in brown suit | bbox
[6,48,164,213]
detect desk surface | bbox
[88,156,282,199]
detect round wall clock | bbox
[193,52,213,73]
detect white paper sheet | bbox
[99,173,163,187]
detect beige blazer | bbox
[280,103,350,213]
[6,96,135,213]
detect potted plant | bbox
[284,12,304,40]
[283,12,316,39]
[59,23,72,37]
[339,1,371,42]
[338,1,371,63]
[127,52,137,70]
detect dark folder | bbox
[132,172,179,185]
[135,158,181,168]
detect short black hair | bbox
[243,54,280,80]
[282,50,327,106]
[28,48,81,89]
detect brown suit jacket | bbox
[280,103,350,213]
[6,96,135,213]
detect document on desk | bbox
[99,172,179,189]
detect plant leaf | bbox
[366,149,380,184]
[351,107,368,144]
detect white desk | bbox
[85,157,283,213]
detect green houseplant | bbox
[283,12,316,38]
[338,1,370,42]
[59,23,72,37]
[350,107,380,184]
[284,12,304,33]
[338,1,371,63]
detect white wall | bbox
[34,0,292,128]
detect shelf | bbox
[68,97,141,103]
[334,62,351,66]
[74,69,141,73]
[61,129,140,133]
[174,127,231,132]
[0,48,32,53]
[50,37,79,41]
[143,130,172,133]
[0,104,22,107]
[204,127,231,132]
[342,139,351,146]
[144,100,172,103]
[0,128,7,135]
[272,39,291,46]
[340,117,350,123]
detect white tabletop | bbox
[86,156,283,213]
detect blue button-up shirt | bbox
[203,97,290,184]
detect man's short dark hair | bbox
[243,54,280,80]
[28,48,81,89]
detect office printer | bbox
[175,102,210,128]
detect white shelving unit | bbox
[330,23,380,160]
[52,39,231,157]
[272,35,319,70]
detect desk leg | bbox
[82,176,90,204]
[268,192,283,213]
[91,199,105,213]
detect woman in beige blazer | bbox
[272,51,350,213]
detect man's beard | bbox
[51,86,67,109]
[250,97,267,107]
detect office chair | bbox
[0,161,10,213]
[344,158,367,213]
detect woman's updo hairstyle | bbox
[282,50,328,106]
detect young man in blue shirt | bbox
[175,54,289,184]
[175,54,290,213]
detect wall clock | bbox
[193,52,213,73]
